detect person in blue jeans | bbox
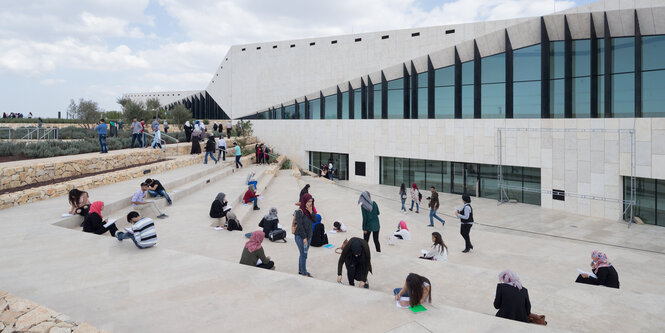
[116,211,157,249]
[234,142,243,168]
[204,135,218,164]
[294,193,315,277]
[145,178,172,205]
[427,186,445,227]
[130,117,143,148]
[94,119,108,153]
[399,183,407,213]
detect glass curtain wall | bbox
[373,83,382,118]
[353,88,361,119]
[624,176,665,226]
[297,102,305,119]
[434,66,455,118]
[284,104,296,119]
[597,39,606,116]
[324,94,337,119]
[481,53,506,118]
[342,91,350,119]
[387,78,404,119]
[461,61,475,118]
[642,35,665,117]
[572,40,591,118]
[380,157,541,205]
[309,151,349,180]
[611,37,635,117]
[550,41,565,118]
[417,71,428,118]
[513,45,542,118]
[310,99,321,119]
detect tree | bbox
[67,98,102,128]
[237,120,254,137]
[117,97,150,123]
[170,104,192,125]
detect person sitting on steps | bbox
[243,185,260,210]
[240,230,275,270]
[115,211,157,249]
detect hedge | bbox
[0,118,80,124]
[0,137,135,159]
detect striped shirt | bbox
[132,217,157,248]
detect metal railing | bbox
[0,127,59,141]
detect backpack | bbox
[268,229,287,242]
[227,218,242,231]
[418,191,422,201]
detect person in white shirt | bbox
[330,221,347,233]
[420,232,448,262]
[131,183,168,218]
[394,220,411,240]
[216,135,227,161]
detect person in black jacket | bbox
[294,193,316,277]
[184,121,193,142]
[258,207,279,237]
[204,135,218,164]
[575,250,620,289]
[82,201,118,236]
[310,214,328,247]
[336,237,372,288]
[494,270,531,323]
[210,192,230,229]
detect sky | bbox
[0,0,597,117]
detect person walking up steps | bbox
[409,183,421,213]
[359,191,381,252]
[455,194,474,253]
[217,135,227,161]
[204,135,218,164]
[234,142,243,168]
[427,186,445,227]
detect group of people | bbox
[255,143,272,164]
[2,112,29,118]
[190,133,244,168]
[320,161,335,180]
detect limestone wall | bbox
[0,290,103,333]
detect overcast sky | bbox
[0,0,596,117]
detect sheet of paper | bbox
[61,213,73,218]
[421,249,428,255]
[103,219,117,228]
[577,268,597,279]
[396,297,410,308]
[409,304,427,313]
[224,206,232,212]
[329,230,337,234]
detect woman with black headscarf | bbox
[336,237,372,288]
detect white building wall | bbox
[253,117,665,220]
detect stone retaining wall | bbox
[0,290,103,333]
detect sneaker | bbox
[253,207,260,211]
[441,221,445,226]
[409,208,413,211]
[363,283,369,289]
[462,249,470,253]
[157,214,168,219]
[427,224,434,227]
[214,227,223,231]
[167,201,173,206]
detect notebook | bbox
[409,304,427,313]
[577,268,597,279]
[103,219,117,228]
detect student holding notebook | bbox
[394,273,432,308]
[115,211,157,249]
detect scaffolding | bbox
[496,127,636,228]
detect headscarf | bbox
[245,230,264,253]
[498,270,523,290]
[185,121,190,127]
[591,250,611,273]
[265,207,278,221]
[398,220,408,231]
[246,172,255,184]
[299,184,310,201]
[358,191,373,212]
[88,201,104,219]
[312,214,322,232]
[227,211,238,222]
[215,192,226,204]
[412,183,418,190]
[299,193,314,218]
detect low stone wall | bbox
[0,290,103,333]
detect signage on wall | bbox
[552,189,565,201]
[355,162,366,176]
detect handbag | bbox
[335,239,349,254]
[528,313,547,326]
[291,210,298,234]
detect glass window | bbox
[353,89,361,119]
[275,108,282,119]
[425,160,443,191]
[481,53,505,84]
[297,102,305,119]
[324,94,337,119]
[434,86,454,119]
[341,91,349,119]
[632,177,656,225]
[309,99,320,119]
[657,180,665,227]
[395,158,410,189]
[514,44,541,82]
[462,85,474,118]
[284,104,295,119]
[550,41,565,79]
[481,83,505,118]
[417,72,428,119]
[435,66,454,86]
[643,70,665,117]
[598,75,605,117]
[612,37,635,74]
[643,35,665,71]
[441,161,451,193]
[373,83,382,118]
[550,79,565,118]
[479,165,498,200]
[598,39,605,75]
[387,78,404,119]
[410,159,426,189]
[612,73,635,118]
[462,61,474,85]
[522,167,541,205]
[514,81,541,118]
[572,77,591,118]
[572,39,591,77]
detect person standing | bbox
[226,121,233,137]
[183,121,193,142]
[151,124,162,149]
[213,122,218,132]
[190,130,202,154]
[455,194,474,253]
[204,135,218,164]
[151,116,160,132]
[409,183,421,213]
[163,120,169,133]
[217,135,227,161]
[37,117,43,128]
[94,119,108,154]
[494,270,531,323]
[140,119,146,147]
[131,117,142,148]
[337,237,372,288]
[256,143,263,164]
[399,183,407,213]
[359,191,381,252]
[327,161,334,180]
[427,186,445,227]
[293,193,315,277]
[234,142,243,168]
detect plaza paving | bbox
[1,159,664,332]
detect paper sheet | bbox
[421,249,428,255]
[577,268,597,279]
[124,227,133,233]
[103,219,117,228]
[61,213,73,218]
[396,297,410,308]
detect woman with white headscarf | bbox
[493,270,531,323]
[359,191,380,252]
[183,121,192,142]
[258,207,279,237]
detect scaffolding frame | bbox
[496,127,636,228]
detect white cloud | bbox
[40,78,66,85]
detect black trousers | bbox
[346,260,366,286]
[257,260,274,270]
[460,224,473,250]
[363,230,381,252]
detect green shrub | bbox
[0,118,80,124]
[281,158,291,170]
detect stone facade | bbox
[0,290,102,333]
